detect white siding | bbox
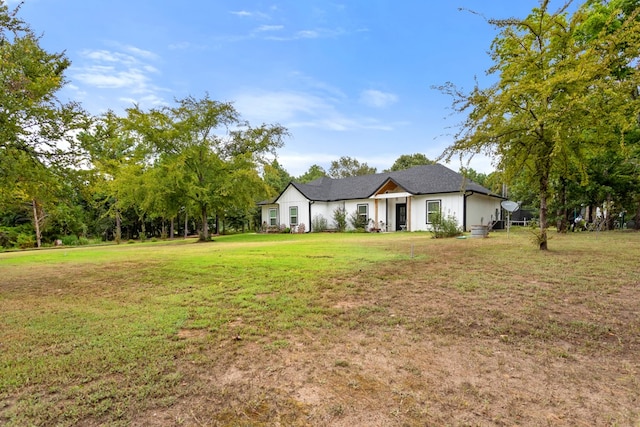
[343,200,375,230]
[260,204,279,228]
[466,194,502,230]
[309,201,344,230]
[409,193,464,231]
[277,186,311,230]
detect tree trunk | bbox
[170,217,175,239]
[200,206,209,241]
[115,209,122,244]
[538,175,549,251]
[140,218,146,242]
[184,211,188,238]
[32,199,42,248]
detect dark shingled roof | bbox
[284,164,497,202]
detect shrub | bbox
[311,215,327,232]
[332,207,347,232]
[61,235,79,246]
[348,211,368,231]
[0,227,18,248]
[430,212,462,238]
[16,233,35,249]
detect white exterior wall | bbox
[343,199,373,230]
[466,194,502,230]
[409,193,464,232]
[274,186,311,230]
[261,204,279,227]
[309,201,344,230]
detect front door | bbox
[396,203,407,231]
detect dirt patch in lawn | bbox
[3,235,639,426]
[134,257,640,426]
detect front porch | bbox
[370,179,413,232]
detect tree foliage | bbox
[328,156,377,178]
[263,159,293,194]
[125,95,288,241]
[438,0,640,249]
[0,3,87,246]
[386,153,434,171]
[297,164,327,183]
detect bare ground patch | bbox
[3,234,640,426]
[135,253,640,426]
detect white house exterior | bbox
[260,164,503,232]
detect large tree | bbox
[328,156,377,178]
[439,0,640,249]
[126,95,287,241]
[80,112,144,243]
[297,164,327,183]
[0,3,86,245]
[386,153,434,171]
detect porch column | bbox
[407,196,412,231]
[374,199,379,228]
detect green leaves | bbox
[439,0,640,248]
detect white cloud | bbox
[229,10,271,19]
[256,25,284,32]
[360,89,398,108]
[234,90,394,133]
[70,45,167,112]
[122,45,158,60]
[297,30,319,39]
[230,10,252,17]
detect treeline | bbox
[2,2,640,250]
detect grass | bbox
[1,229,639,426]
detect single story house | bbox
[259,164,503,232]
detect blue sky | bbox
[11,0,571,176]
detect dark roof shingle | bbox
[285,164,497,202]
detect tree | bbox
[0,3,87,244]
[126,95,288,242]
[80,112,143,243]
[386,153,434,171]
[438,0,640,250]
[263,159,292,194]
[297,164,327,183]
[459,167,489,188]
[328,156,377,178]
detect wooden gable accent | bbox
[375,179,400,196]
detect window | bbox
[426,200,441,224]
[289,206,298,226]
[357,204,368,223]
[269,208,278,226]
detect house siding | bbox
[310,201,344,230]
[276,186,311,230]
[410,193,464,232]
[466,194,502,230]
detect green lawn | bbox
[1,230,639,426]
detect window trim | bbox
[426,199,441,224]
[289,206,298,226]
[268,208,278,226]
[357,203,368,222]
